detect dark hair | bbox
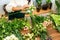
[28,0,31,4]
[3,4,8,15]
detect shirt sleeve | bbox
[29,0,33,6]
[32,0,37,7]
[5,3,17,12]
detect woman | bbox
[5,0,33,20]
[51,0,57,13]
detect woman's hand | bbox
[23,4,29,9]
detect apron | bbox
[8,11,25,20]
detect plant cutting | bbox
[36,0,42,12]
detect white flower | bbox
[10,34,19,40]
[31,9,34,11]
[10,34,16,38]
[4,34,19,40]
[4,36,10,40]
[14,37,18,40]
[26,10,31,13]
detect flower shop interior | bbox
[0,0,60,40]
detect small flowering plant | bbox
[4,34,18,40]
[26,5,36,14]
[23,33,34,40]
[30,15,51,40]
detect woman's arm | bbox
[5,3,29,12]
[12,7,24,11]
[12,5,29,11]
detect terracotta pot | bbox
[42,4,48,10]
[20,27,31,35]
[35,36,40,40]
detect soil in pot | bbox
[36,5,41,12]
[42,4,48,10]
[49,3,52,9]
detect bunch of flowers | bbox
[4,34,18,40]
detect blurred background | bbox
[0,0,10,14]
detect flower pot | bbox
[36,5,41,12]
[35,36,40,40]
[42,4,48,10]
[21,27,31,35]
[49,3,52,9]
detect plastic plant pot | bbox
[49,3,52,9]
[42,4,48,10]
[36,5,41,12]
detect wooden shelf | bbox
[0,9,51,18]
[25,9,51,17]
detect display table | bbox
[0,9,51,19]
[25,9,51,17]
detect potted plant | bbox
[20,26,31,35]
[30,15,50,40]
[42,0,52,10]
[0,18,24,40]
[46,0,52,9]
[36,0,42,12]
[20,19,32,35]
[41,0,48,10]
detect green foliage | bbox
[34,15,45,23]
[51,14,60,32]
[26,5,35,15]
[0,15,52,40]
[46,0,51,3]
[0,18,25,40]
[31,15,48,40]
[55,0,60,14]
[36,0,42,5]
